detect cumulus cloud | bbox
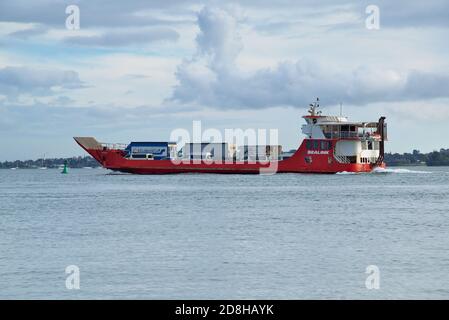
[0,66,85,99]
[171,7,449,109]
[65,28,179,47]
[195,7,243,70]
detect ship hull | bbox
[75,138,384,174]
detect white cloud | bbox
[171,6,449,110]
[8,24,48,39]
[0,66,85,100]
[196,6,243,69]
[0,22,39,37]
[65,27,179,47]
[67,53,180,108]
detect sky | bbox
[0,0,448,160]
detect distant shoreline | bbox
[385,148,449,166]
[1,149,449,169]
[0,156,100,169]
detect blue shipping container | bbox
[125,142,171,160]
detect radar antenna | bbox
[308,97,322,116]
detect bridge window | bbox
[321,141,331,150]
[307,140,331,150]
[306,140,312,150]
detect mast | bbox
[376,116,386,165]
[308,97,322,116]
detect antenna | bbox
[308,97,321,116]
[340,102,343,116]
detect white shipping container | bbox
[236,145,282,160]
[182,143,234,160]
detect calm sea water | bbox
[1,167,449,299]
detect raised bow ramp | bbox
[73,137,102,150]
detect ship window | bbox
[307,140,331,150]
[321,141,331,150]
[306,140,312,150]
[305,156,312,164]
[361,141,367,150]
[368,141,373,150]
[348,156,357,163]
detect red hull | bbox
[75,138,384,174]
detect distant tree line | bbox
[0,156,100,169]
[385,149,449,166]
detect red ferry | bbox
[74,100,387,174]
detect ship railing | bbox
[100,142,128,150]
[333,154,350,164]
[324,132,364,139]
[333,148,351,164]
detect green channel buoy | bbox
[61,162,68,174]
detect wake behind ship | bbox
[74,100,387,174]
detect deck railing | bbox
[324,132,363,139]
[100,143,128,150]
[333,154,350,164]
[333,147,351,164]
